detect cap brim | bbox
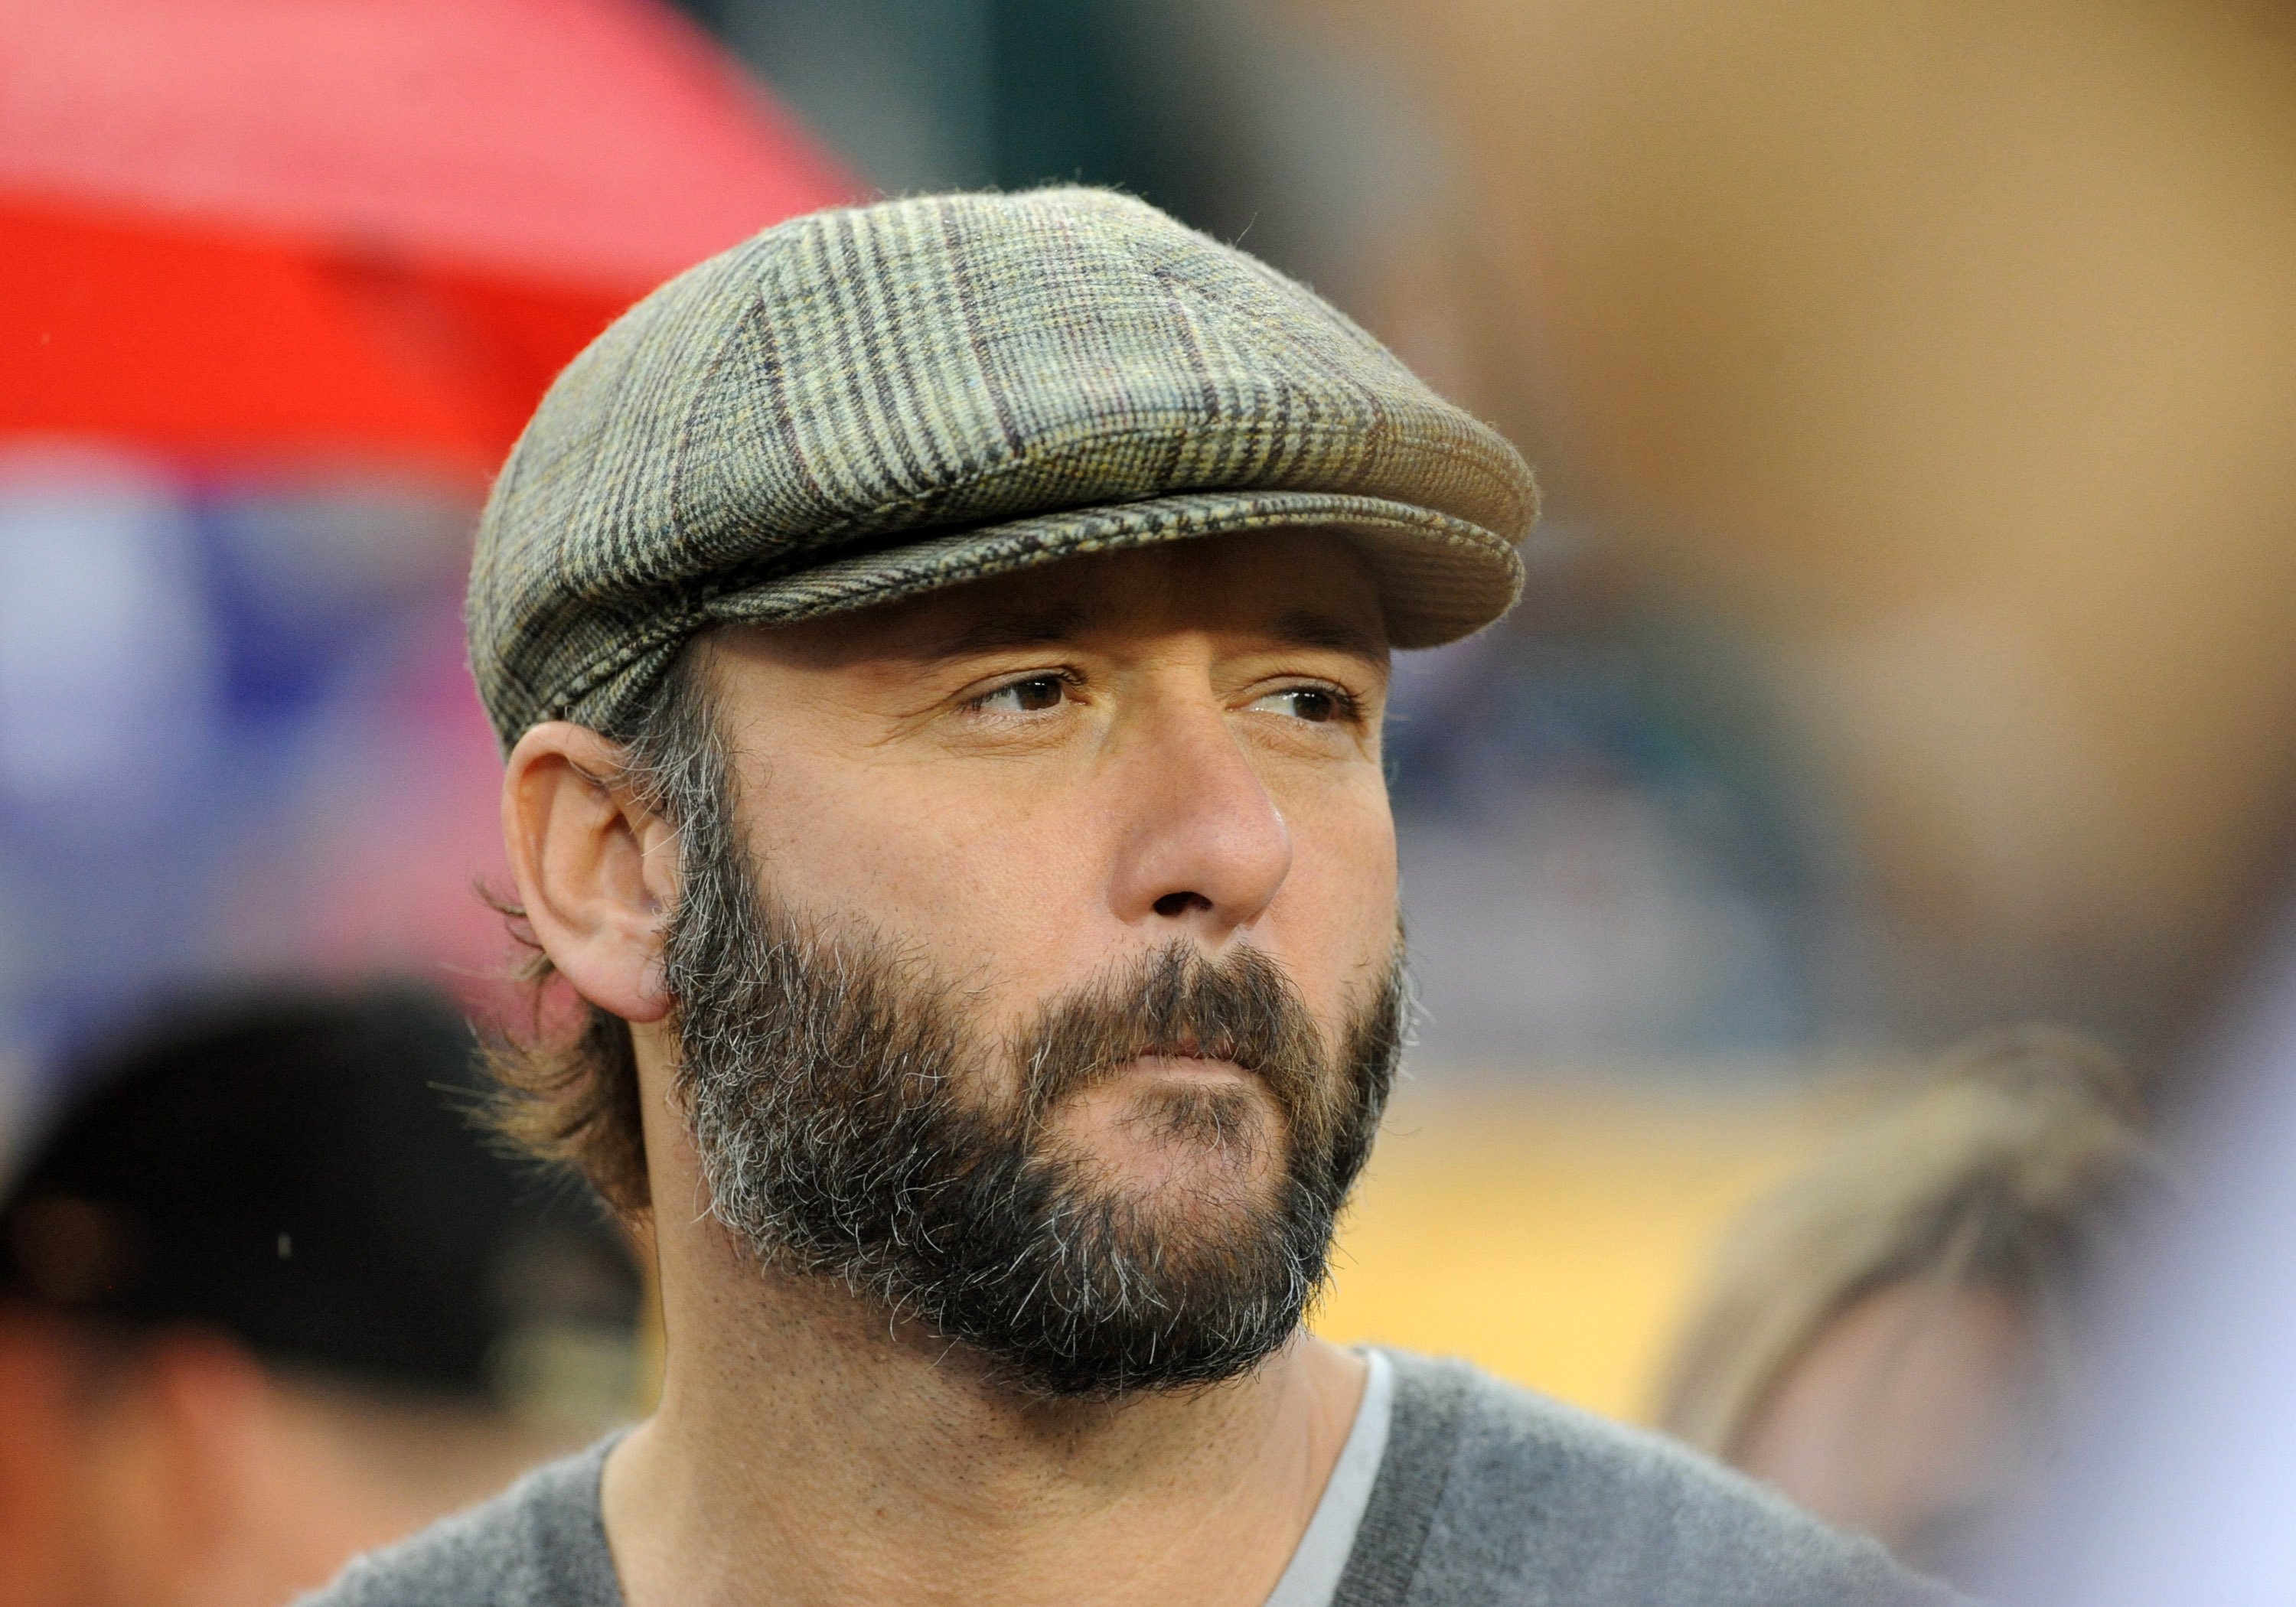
[696,490,1526,651]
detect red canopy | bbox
[0,0,858,471]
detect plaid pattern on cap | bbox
[468,187,1538,750]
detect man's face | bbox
[708,533,1396,1192]
[669,530,1404,1391]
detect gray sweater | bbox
[303,1351,1949,1605]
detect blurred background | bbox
[4,0,2294,1543]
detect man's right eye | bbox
[974,675,1068,714]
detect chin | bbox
[1058,1079,1290,1206]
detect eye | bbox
[973,673,1068,714]
[1251,686,1349,723]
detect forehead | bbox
[754,528,1388,666]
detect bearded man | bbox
[308,190,1946,1607]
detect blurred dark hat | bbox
[0,983,641,1410]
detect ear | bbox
[64,1334,267,1605]
[504,721,683,1025]
[142,1335,266,1562]
[0,1318,93,1602]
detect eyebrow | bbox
[935,606,1099,656]
[1272,608,1389,664]
[921,602,1387,662]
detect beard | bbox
[660,807,1405,1399]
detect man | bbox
[313,188,1945,1605]
[0,983,642,1607]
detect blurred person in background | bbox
[309,189,1945,1607]
[1658,1026,2158,1585]
[1978,907,2296,1605]
[0,983,642,1607]
[1293,0,2296,1064]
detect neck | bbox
[602,1210,1365,1607]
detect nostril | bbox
[1153,891,1213,918]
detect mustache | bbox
[1015,943,1329,1123]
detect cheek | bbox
[744,742,1399,1031]
[1265,771,1399,995]
[743,752,1101,978]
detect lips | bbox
[1140,1035,1241,1066]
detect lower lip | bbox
[1127,1054,1251,1082]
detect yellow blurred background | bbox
[1319,1078,1869,1420]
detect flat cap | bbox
[468,187,1538,750]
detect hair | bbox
[483,643,726,1217]
[1656,1024,2162,1461]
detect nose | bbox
[1105,695,1293,938]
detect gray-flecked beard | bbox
[660,806,1405,1399]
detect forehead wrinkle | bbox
[865,536,1388,664]
[928,599,1384,666]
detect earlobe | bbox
[502,722,679,1025]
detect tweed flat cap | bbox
[468,187,1538,749]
